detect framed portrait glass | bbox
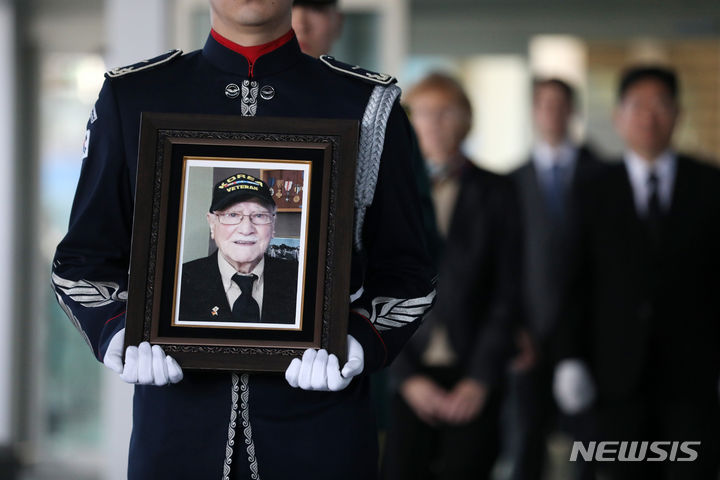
[125,113,358,372]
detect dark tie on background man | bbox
[232,273,260,322]
[545,162,567,221]
[645,171,662,243]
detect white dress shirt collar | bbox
[217,251,265,312]
[532,139,577,172]
[623,149,677,215]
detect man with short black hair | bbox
[554,65,720,479]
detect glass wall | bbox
[36,52,106,479]
[331,12,380,72]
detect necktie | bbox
[645,171,662,243]
[545,163,566,220]
[231,273,260,322]
[646,172,661,220]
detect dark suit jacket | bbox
[179,250,299,324]
[391,161,521,388]
[512,146,605,350]
[558,155,720,404]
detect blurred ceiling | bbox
[19,0,720,55]
[410,0,720,54]
[24,0,104,53]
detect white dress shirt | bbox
[532,139,578,189]
[217,252,265,314]
[428,153,465,237]
[623,150,676,216]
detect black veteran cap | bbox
[210,173,275,212]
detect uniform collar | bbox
[203,29,304,79]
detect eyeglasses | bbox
[214,211,275,225]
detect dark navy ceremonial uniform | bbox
[51,32,435,480]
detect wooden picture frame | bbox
[125,113,358,372]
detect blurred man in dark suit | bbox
[507,78,603,480]
[383,73,520,480]
[554,66,720,480]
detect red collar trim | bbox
[210,29,295,69]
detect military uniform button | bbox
[225,83,240,98]
[260,85,275,100]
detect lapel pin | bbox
[211,306,219,316]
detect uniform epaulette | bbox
[105,49,183,79]
[319,55,396,86]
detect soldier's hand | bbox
[285,335,364,391]
[103,328,184,386]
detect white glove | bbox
[103,328,184,386]
[285,335,364,391]
[553,359,596,415]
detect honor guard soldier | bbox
[51,1,436,479]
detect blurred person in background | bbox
[506,78,603,480]
[382,72,520,480]
[292,0,343,58]
[554,65,720,479]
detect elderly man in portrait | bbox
[179,172,299,325]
